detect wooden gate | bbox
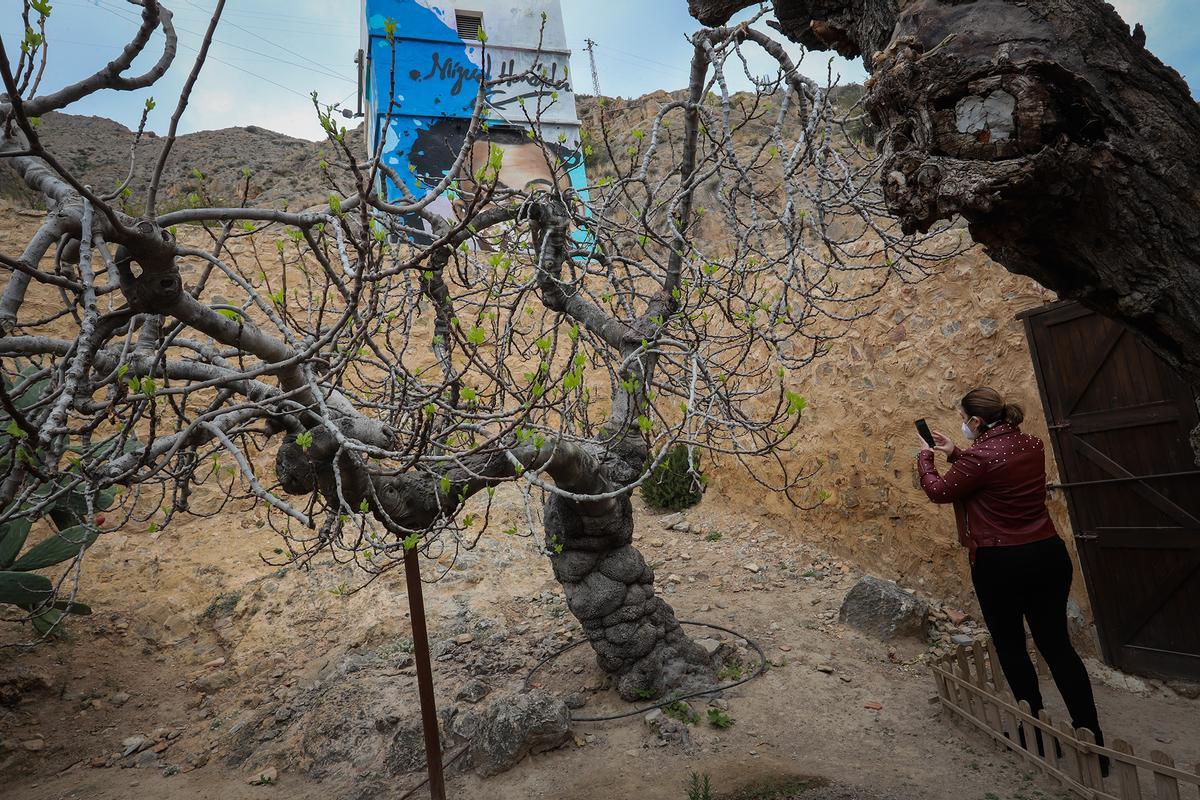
[1020,301,1200,681]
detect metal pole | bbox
[355,48,364,117]
[1046,469,1200,490]
[404,546,446,800]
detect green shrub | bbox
[707,707,734,729]
[717,661,744,681]
[664,700,700,725]
[641,445,704,511]
[0,484,111,635]
[687,772,713,800]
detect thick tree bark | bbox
[1193,402,1200,467]
[547,495,714,701]
[543,437,714,701]
[690,0,1200,384]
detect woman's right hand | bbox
[930,430,956,458]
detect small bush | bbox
[641,445,704,511]
[0,363,115,635]
[707,707,734,729]
[717,662,743,681]
[664,700,700,725]
[687,772,713,800]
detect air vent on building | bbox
[455,10,483,40]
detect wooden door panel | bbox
[1127,565,1200,653]
[1122,647,1200,677]
[1062,323,1127,413]
[1095,527,1200,548]
[1088,545,1200,643]
[1067,403,1181,435]
[1063,435,1200,529]
[1021,301,1200,682]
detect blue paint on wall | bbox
[365,1,479,205]
[362,0,587,243]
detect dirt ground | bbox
[2,485,1196,800]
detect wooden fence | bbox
[930,638,1200,799]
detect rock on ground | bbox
[1085,659,1150,695]
[644,708,691,747]
[456,679,490,704]
[838,576,929,641]
[462,690,570,777]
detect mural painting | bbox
[360,0,587,243]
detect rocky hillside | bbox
[0,87,865,214]
[0,112,366,211]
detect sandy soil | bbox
[2,486,1195,800]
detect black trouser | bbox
[971,537,1103,747]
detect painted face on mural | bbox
[408,118,577,231]
[465,136,567,194]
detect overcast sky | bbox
[2,0,1196,140]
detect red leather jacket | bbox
[917,423,1057,564]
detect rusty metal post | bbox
[403,546,446,800]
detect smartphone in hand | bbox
[915,418,935,448]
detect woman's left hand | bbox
[931,430,956,458]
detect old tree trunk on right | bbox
[691,0,1200,395]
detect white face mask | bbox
[963,420,978,440]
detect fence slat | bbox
[986,638,1007,690]
[957,648,978,720]
[1039,710,1062,776]
[969,642,1003,744]
[1057,718,1084,785]
[941,654,964,714]
[983,679,1005,751]
[933,667,950,703]
[1016,700,1043,764]
[999,690,1020,750]
[1151,751,1181,800]
[969,641,988,689]
[1078,727,1106,791]
[1112,739,1143,800]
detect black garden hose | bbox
[524,620,768,723]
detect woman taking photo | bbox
[917,387,1106,764]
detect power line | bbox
[171,2,359,29]
[84,0,343,103]
[84,0,356,86]
[590,41,692,76]
[182,0,357,80]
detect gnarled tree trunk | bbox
[691,0,1200,385]
[544,437,713,701]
